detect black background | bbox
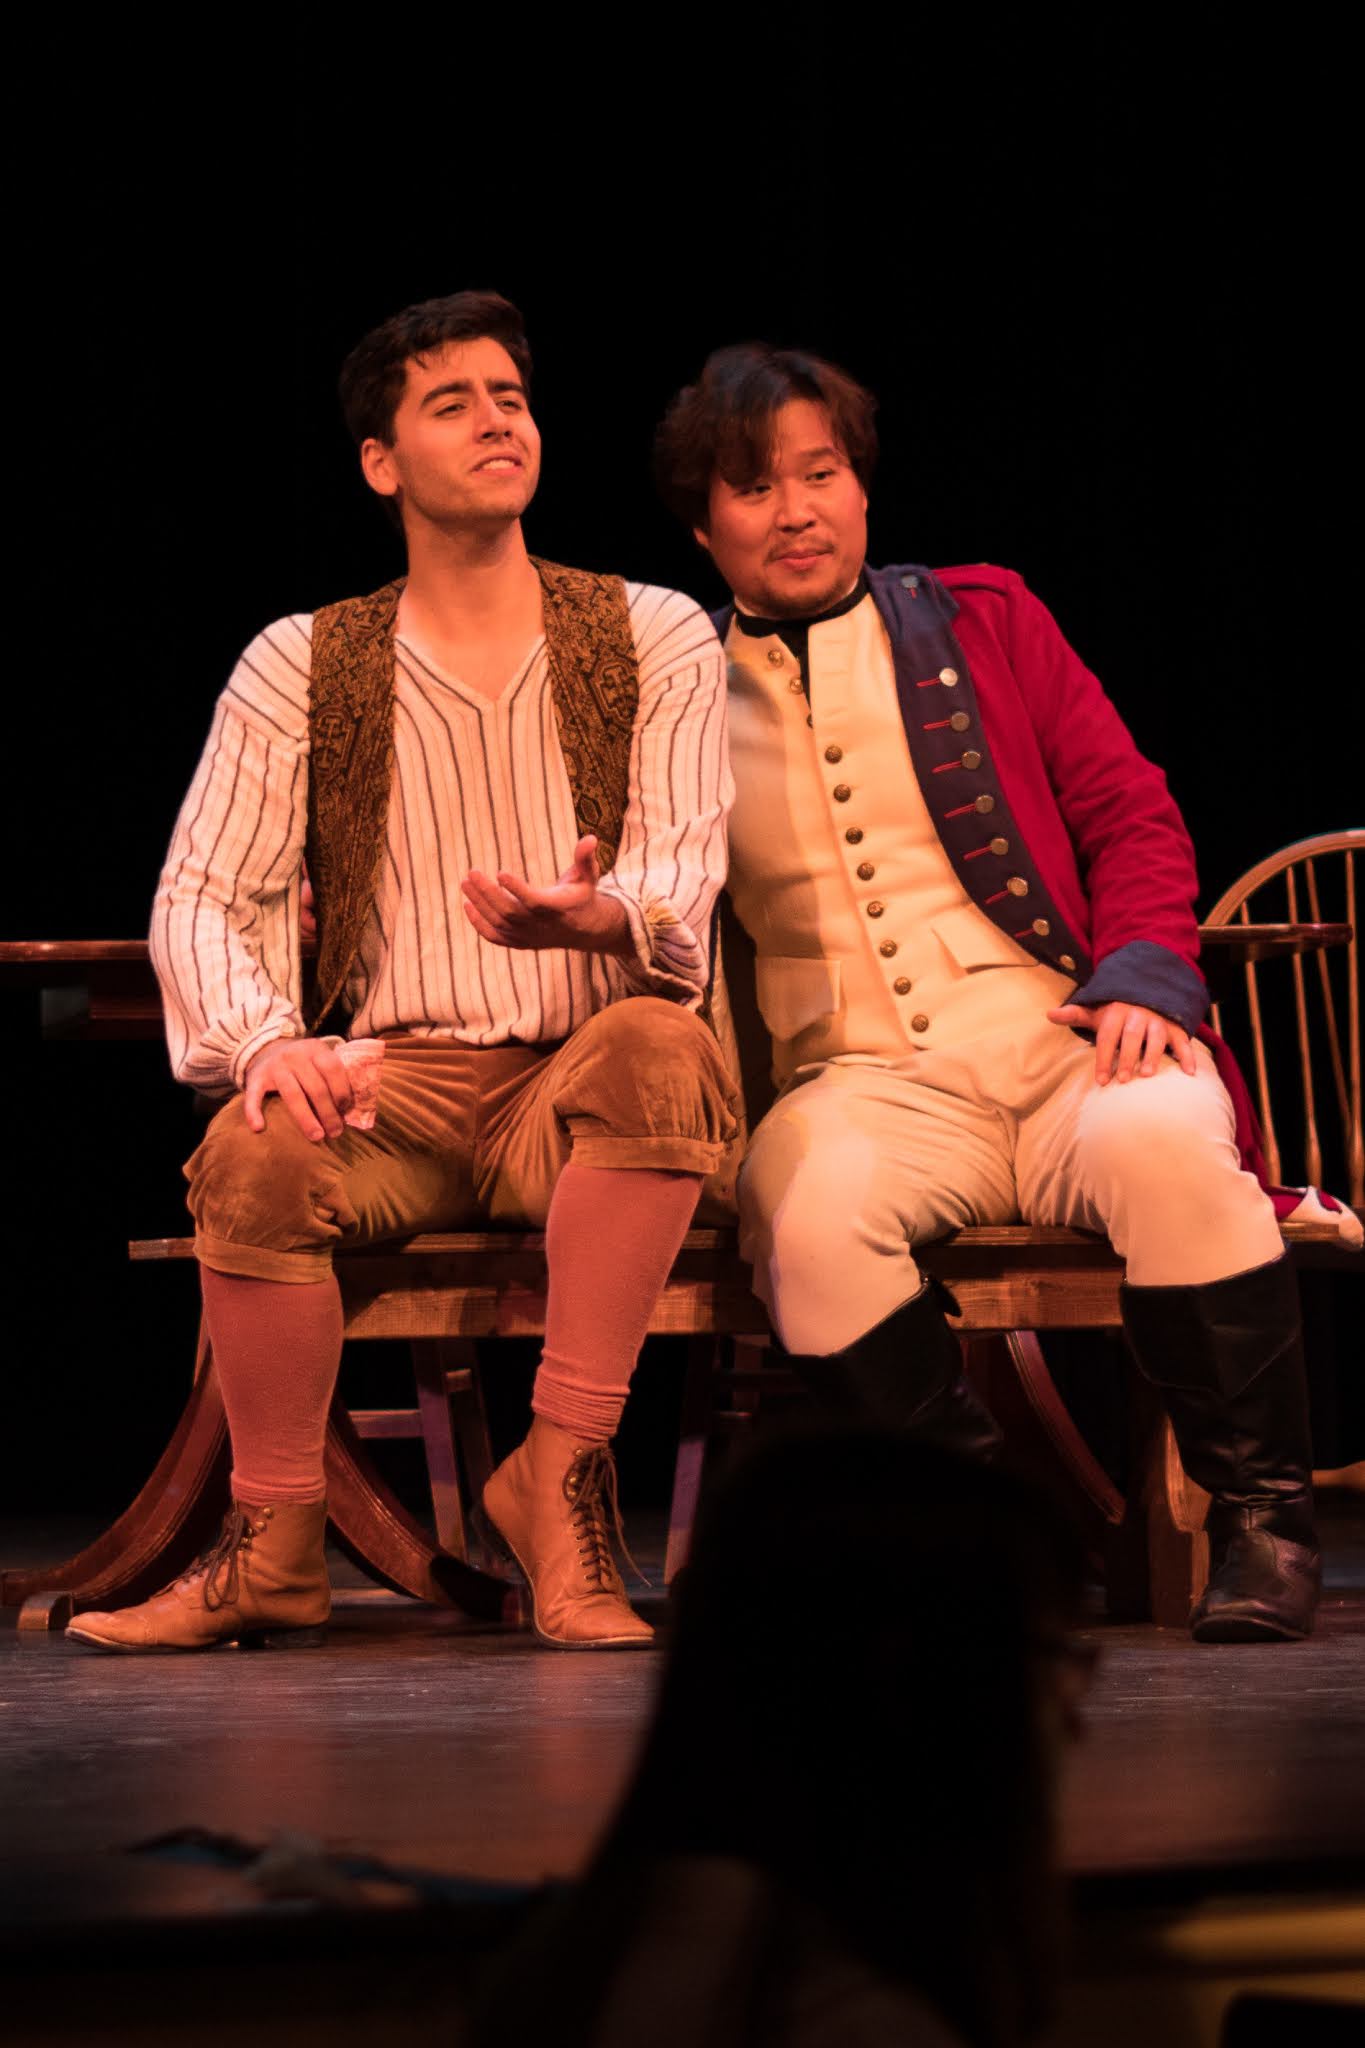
[3,18,1357,1514]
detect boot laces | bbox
[171,1504,262,1611]
[562,1446,649,1592]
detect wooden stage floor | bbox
[3,1501,1364,1930]
[3,1505,1364,2048]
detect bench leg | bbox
[410,1340,471,1560]
[409,1337,500,1572]
[324,1399,520,1623]
[963,1333,1125,1543]
[2,1321,230,1629]
[666,1335,730,1583]
[445,1341,500,1571]
[1105,1369,1210,1626]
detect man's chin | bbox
[438,488,536,530]
[755,564,848,618]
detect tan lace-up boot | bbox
[65,1500,331,1653]
[482,1421,653,1649]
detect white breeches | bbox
[737,1017,1284,1356]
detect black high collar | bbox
[731,572,870,644]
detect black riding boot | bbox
[778,1279,1002,1461]
[1120,1252,1320,1642]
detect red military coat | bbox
[890,562,1207,1025]
[885,563,1280,1182]
[717,563,1271,1182]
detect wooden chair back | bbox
[1203,829,1364,1208]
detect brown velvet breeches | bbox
[187,998,739,1284]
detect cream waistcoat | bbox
[725,596,1073,1084]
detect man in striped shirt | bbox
[68,292,736,1657]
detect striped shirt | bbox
[151,583,731,1093]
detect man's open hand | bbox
[1047,1000,1197,1086]
[460,835,633,956]
[243,1037,354,1141]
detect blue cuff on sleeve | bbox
[1070,941,1209,1035]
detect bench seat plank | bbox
[128,1220,1338,1340]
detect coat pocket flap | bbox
[931,905,1032,971]
[753,956,842,1039]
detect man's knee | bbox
[1074,1070,1230,1193]
[186,1098,351,1262]
[575,996,711,1069]
[558,999,738,1146]
[738,1108,920,1351]
[740,1168,922,1353]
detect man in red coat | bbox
[654,343,1319,1642]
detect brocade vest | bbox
[304,558,638,1028]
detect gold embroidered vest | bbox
[305,558,638,1028]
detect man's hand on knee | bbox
[1047,1000,1197,1086]
[243,1038,354,1141]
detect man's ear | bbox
[360,436,400,500]
[692,524,712,555]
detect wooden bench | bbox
[2,867,1358,1634]
[0,1215,1332,1635]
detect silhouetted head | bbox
[606,1430,1088,2046]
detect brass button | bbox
[974,794,995,814]
[833,783,851,802]
[788,678,804,693]
[879,939,898,958]
[1059,953,1077,973]
[949,711,971,733]
[824,744,843,763]
[940,667,958,686]
[845,826,864,843]
[893,976,912,995]
[867,901,885,918]
[1007,876,1029,897]
[767,647,784,666]
[856,861,875,880]
[1032,918,1051,937]
[961,749,982,771]
[911,1012,931,1032]
[990,836,1010,856]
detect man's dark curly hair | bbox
[653,342,878,531]
[338,289,532,447]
